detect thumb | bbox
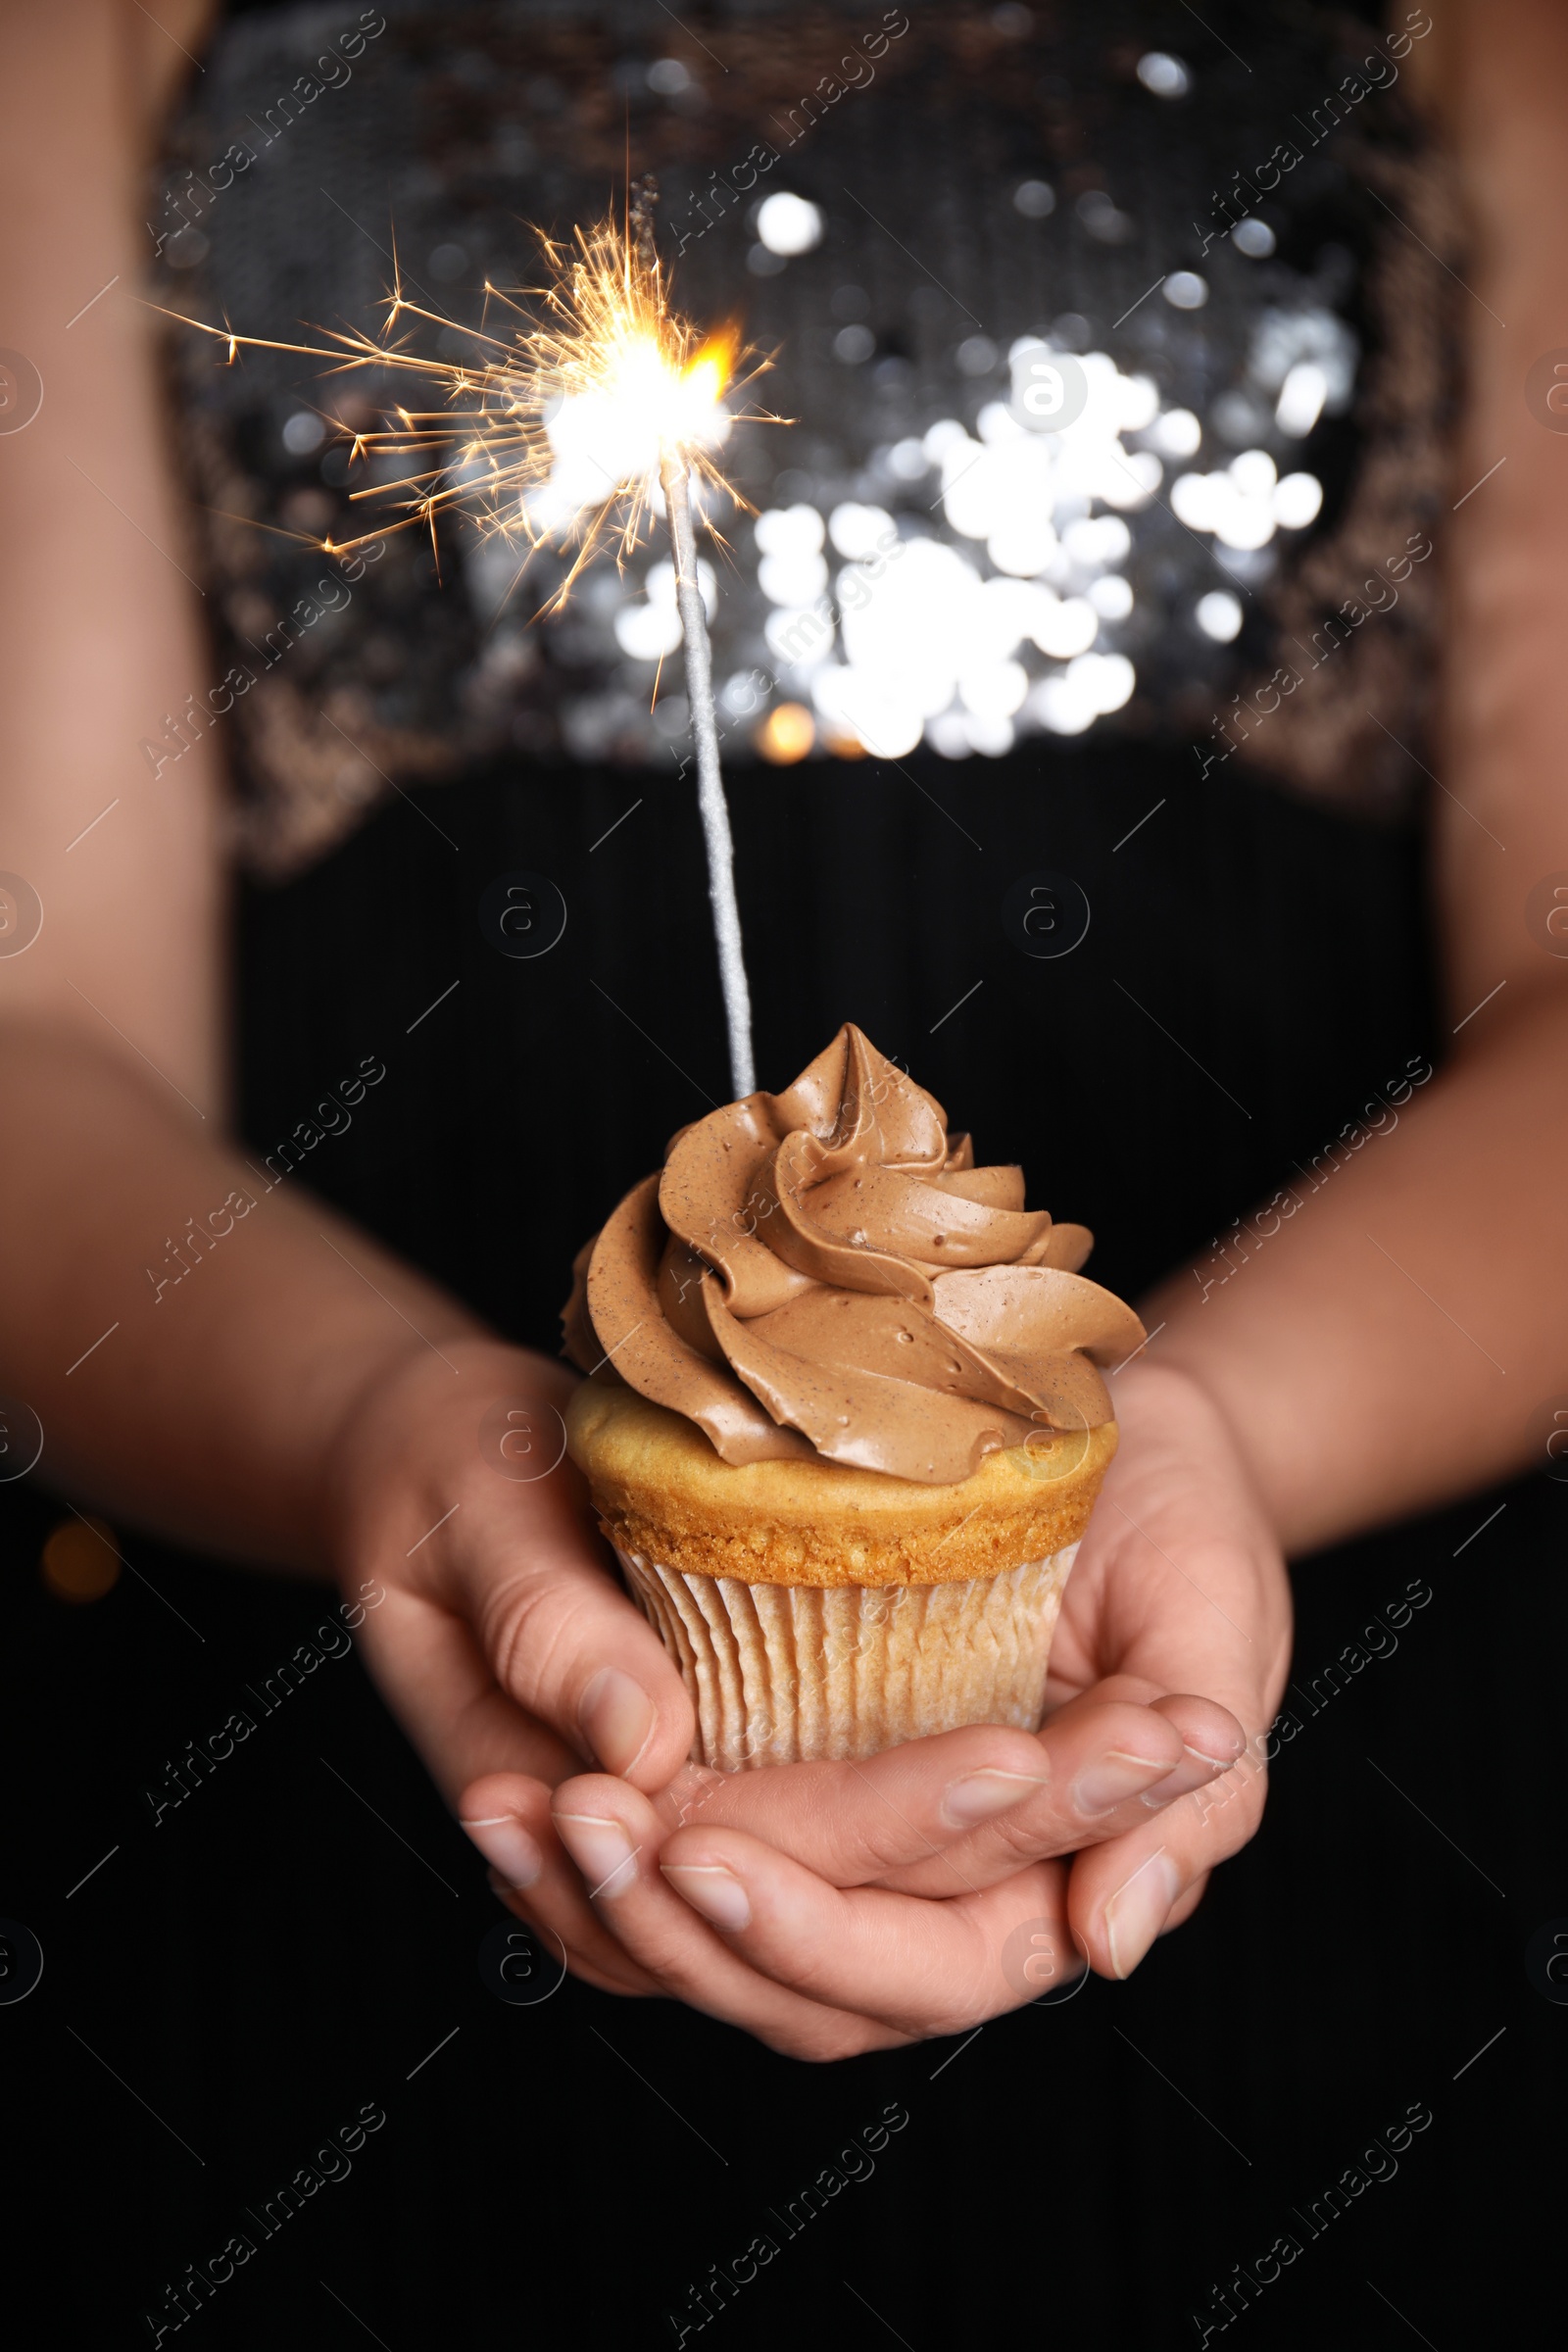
[461,1483,696,1790]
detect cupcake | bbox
[563,1026,1144,1770]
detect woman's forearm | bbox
[0,1019,509,1567]
[1148,994,1568,1555]
[0,3,223,1104]
[1154,1,1568,1560]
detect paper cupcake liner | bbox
[615,1544,1078,1771]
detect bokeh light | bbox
[41,1516,120,1603]
[757,702,814,762]
[755,192,824,257]
[1137,51,1191,97]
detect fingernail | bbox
[1072,1750,1171,1816]
[941,1767,1050,1829]
[579,1666,658,1776]
[1104,1848,1181,1980]
[461,1814,543,1889]
[661,1862,752,1933]
[1139,1749,1234,1809]
[554,1811,638,1897]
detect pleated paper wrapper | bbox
[616,1543,1078,1771]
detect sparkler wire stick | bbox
[660,449,755,1099]
[630,174,755,1099]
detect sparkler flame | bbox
[171,212,768,612]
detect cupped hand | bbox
[328,1338,701,1994]
[1029,1355,1294,1956]
[327,1339,1223,2007]
[457,1358,1293,2055]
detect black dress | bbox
[3,6,1554,2345]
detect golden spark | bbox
[167,202,775,611]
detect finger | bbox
[645,1722,1056,1882]
[1043,1669,1250,1765]
[1102,1694,1248,1813]
[642,1696,1242,1902]
[659,1819,1075,2038]
[865,1692,1242,1897]
[354,1587,582,1800]
[364,1608,668,1997]
[1164,1869,1211,1935]
[461,1770,663,1999]
[452,1472,696,1789]
[1067,1740,1270,1980]
[549,1775,912,2060]
[485,1870,656,1999]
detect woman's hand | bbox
[329,1341,1221,2002]
[1027,1357,1294,1955]
[329,1338,703,1994]
[455,1358,1292,2054]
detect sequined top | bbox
[158,0,1458,876]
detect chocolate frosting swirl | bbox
[563,1026,1145,1485]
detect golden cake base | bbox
[566,1382,1114,1586]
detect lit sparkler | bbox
[172,177,772,1094]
